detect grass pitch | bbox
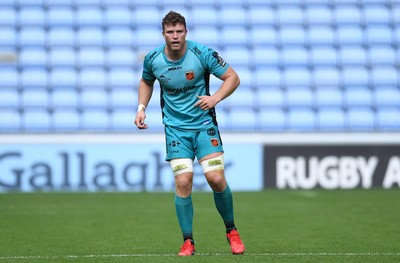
[0,190,399,263]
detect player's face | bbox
[163,23,187,52]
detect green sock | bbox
[175,194,194,241]
[213,184,235,230]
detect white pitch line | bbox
[0,252,400,260]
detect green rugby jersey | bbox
[142,40,229,130]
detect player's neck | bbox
[165,42,187,61]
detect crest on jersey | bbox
[186,71,195,80]
[210,138,219,147]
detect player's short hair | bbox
[162,11,186,31]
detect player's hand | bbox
[194,95,218,110]
[134,111,148,129]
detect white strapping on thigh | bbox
[169,158,194,176]
[200,154,224,173]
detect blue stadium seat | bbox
[53,109,80,132]
[336,25,364,46]
[217,0,246,6]
[107,48,138,68]
[109,68,136,89]
[141,107,164,132]
[18,28,46,47]
[0,89,19,109]
[77,47,105,68]
[334,5,362,25]
[317,108,345,131]
[132,8,161,27]
[75,0,102,6]
[255,68,282,88]
[251,47,279,67]
[0,109,21,132]
[0,8,16,27]
[259,108,286,131]
[106,27,134,47]
[130,0,159,6]
[48,28,75,47]
[76,28,104,47]
[103,0,131,6]
[135,28,163,48]
[21,89,49,109]
[146,88,160,109]
[287,108,316,131]
[104,7,131,27]
[371,66,398,86]
[20,68,48,89]
[315,87,343,108]
[50,68,78,89]
[363,5,390,25]
[219,7,246,26]
[190,27,219,48]
[223,88,256,110]
[308,26,335,46]
[310,46,337,67]
[220,27,248,47]
[281,47,309,67]
[0,68,18,89]
[51,89,79,109]
[376,107,400,131]
[235,67,252,90]
[393,5,400,25]
[18,47,47,68]
[227,108,258,131]
[305,5,332,25]
[344,87,373,108]
[79,68,107,89]
[346,107,375,131]
[283,68,311,88]
[81,89,108,109]
[0,28,16,47]
[46,0,73,7]
[22,109,51,132]
[257,89,285,109]
[110,109,135,131]
[248,6,274,26]
[47,7,75,27]
[313,67,340,87]
[365,26,393,46]
[277,6,304,25]
[191,7,217,26]
[18,7,45,27]
[368,46,396,66]
[49,48,76,68]
[286,88,314,108]
[338,46,367,67]
[249,26,277,47]
[110,88,135,109]
[279,26,306,46]
[374,86,400,108]
[76,7,103,27]
[222,47,250,68]
[341,66,369,87]
[81,109,109,131]
[17,0,46,6]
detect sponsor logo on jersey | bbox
[207,127,216,136]
[211,138,219,147]
[186,71,195,80]
[212,52,227,67]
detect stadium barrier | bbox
[0,133,399,192]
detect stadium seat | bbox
[307,26,335,46]
[363,5,390,25]
[0,89,19,109]
[338,46,367,67]
[0,109,21,132]
[79,68,107,89]
[52,109,80,132]
[80,89,108,109]
[0,28,16,47]
[47,7,75,27]
[313,67,340,87]
[190,27,219,48]
[51,89,79,109]
[227,108,258,131]
[76,0,102,6]
[0,8,16,27]
[317,108,345,131]
[373,86,400,108]
[22,109,52,132]
[50,68,78,89]
[104,7,131,27]
[141,107,164,132]
[109,68,136,89]
[110,109,136,132]
[21,89,49,109]
[76,7,103,27]
[259,108,286,131]
[277,6,304,25]
[223,88,256,110]
[283,68,311,88]
[220,27,248,47]
[305,5,332,25]
[222,47,250,68]
[286,88,314,108]
[106,27,134,47]
[281,47,309,67]
[191,7,218,26]
[336,25,364,46]
[110,88,135,109]
[279,26,306,46]
[371,66,398,86]
[18,7,45,27]
[368,46,396,66]
[135,28,163,48]
[46,0,74,7]
[76,28,104,47]
[255,68,282,88]
[106,48,138,68]
[248,6,274,26]
[48,48,76,68]
[341,66,369,87]
[18,47,47,68]
[102,0,131,6]
[219,7,246,26]
[251,46,279,67]
[257,89,285,109]
[77,47,106,68]
[81,109,109,131]
[18,28,46,47]
[376,107,400,131]
[334,5,362,26]
[0,69,18,89]
[249,26,277,47]
[287,108,316,131]
[146,88,160,109]
[132,8,161,27]
[235,67,252,90]
[310,46,337,67]
[48,28,75,47]
[344,87,373,108]
[346,107,376,131]
[365,26,393,46]
[20,68,48,89]
[315,87,343,108]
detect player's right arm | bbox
[134,78,155,129]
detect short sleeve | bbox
[203,47,229,78]
[142,55,156,82]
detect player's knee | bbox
[200,154,224,174]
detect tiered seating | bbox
[0,0,399,133]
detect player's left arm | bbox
[194,66,240,110]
